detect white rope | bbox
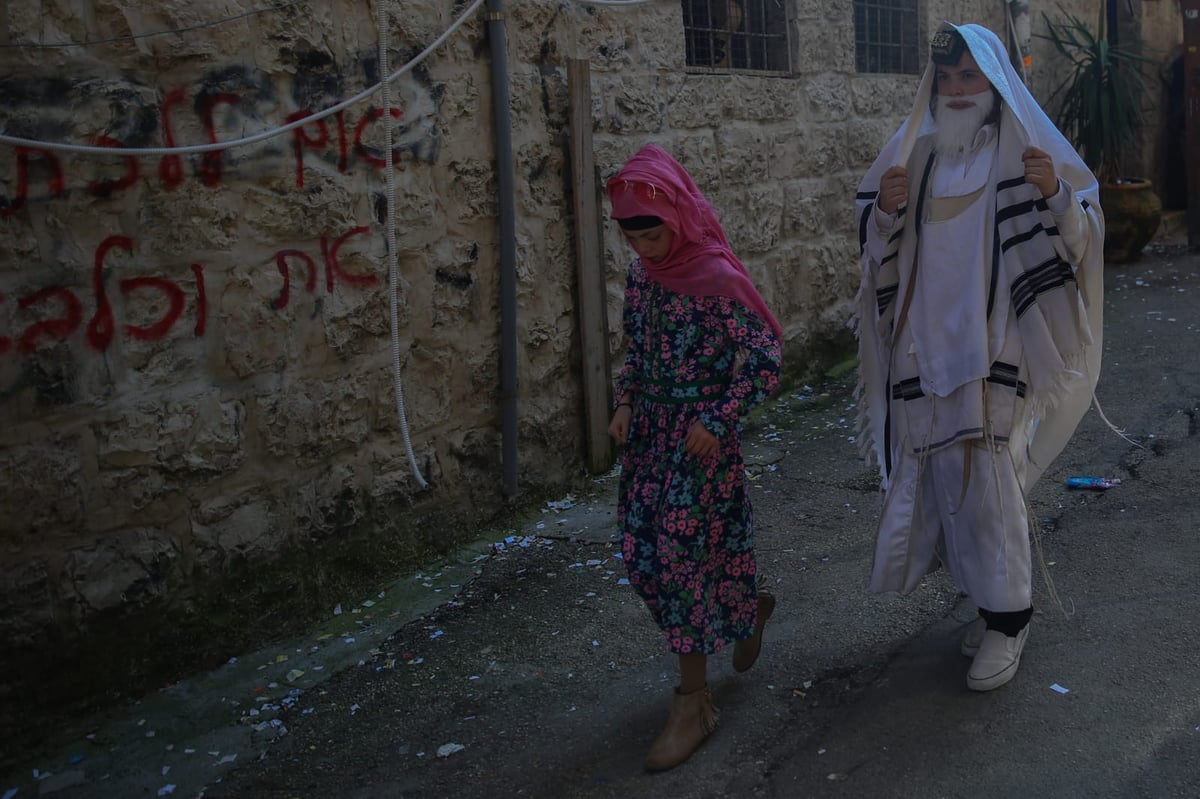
[0,0,487,156]
[377,0,428,488]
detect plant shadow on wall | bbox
[1041,4,1162,262]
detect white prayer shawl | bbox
[852,23,1105,493]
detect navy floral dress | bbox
[615,260,782,655]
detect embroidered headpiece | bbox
[930,22,966,66]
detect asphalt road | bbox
[5,243,1199,799]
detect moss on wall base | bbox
[0,497,505,769]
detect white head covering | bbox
[853,22,1105,490]
[882,23,1098,205]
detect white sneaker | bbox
[966,626,1029,692]
[960,617,986,657]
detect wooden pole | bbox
[567,59,613,473]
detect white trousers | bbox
[870,440,1032,612]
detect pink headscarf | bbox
[607,144,782,338]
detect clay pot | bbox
[1099,178,1163,263]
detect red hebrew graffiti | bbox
[86,136,139,197]
[1,147,65,217]
[17,287,83,354]
[199,93,241,187]
[1,60,444,208]
[287,108,351,188]
[120,276,186,341]
[0,228,376,360]
[86,234,132,351]
[272,249,318,310]
[353,107,406,168]
[0,292,9,355]
[286,110,324,190]
[332,110,350,174]
[322,226,378,292]
[272,227,377,307]
[158,88,187,189]
[191,263,207,337]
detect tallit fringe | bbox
[1026,493,1073,621]
[1091,393,1143,449]
[849,287,882,472]
[1022,349,1088,438]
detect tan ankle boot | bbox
[733,591,776,673]
[644,685,719,771]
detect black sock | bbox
[979,606,1033,637]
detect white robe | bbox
[852,24,1104,611]
[865,136,1091,611]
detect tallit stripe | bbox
[997,197,1040,223]
[858,203,871,252]
[1001,222,1050,253]
[986,361,1027,397]
[891,376,924,401]
[876,284,897,314]
[912,427,1005,454]
[1011,257,1075,316]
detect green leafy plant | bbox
[1040,6,1154,183]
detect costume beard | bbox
[933,91,996,159]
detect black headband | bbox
[616,215,664,231]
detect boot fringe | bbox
[697,688,719,734]
[644,685,719,771]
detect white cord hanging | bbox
[377,0,428,488]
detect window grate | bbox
[854,0,920,75]
[682,0,789,73]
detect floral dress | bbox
[615,261,782,655]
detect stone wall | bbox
[1132,0,1185,194]
[0,0,1167,708]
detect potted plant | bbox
[1041,6,1162,262]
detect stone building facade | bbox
[0,0,1173,705]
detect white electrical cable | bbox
[377,0,428,488]
[0,0,486,156]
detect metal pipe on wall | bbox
[486,0,520,498]
[1184,1,1200,248]
[1007,0,1033,84]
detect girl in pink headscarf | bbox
[606,144,782,771]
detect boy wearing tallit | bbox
[853,23,1104,691]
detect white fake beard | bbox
[933,91,995,159]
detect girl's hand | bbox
[684,420,719,458]
[608,404,632,444]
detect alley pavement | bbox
[4,240,1200,799]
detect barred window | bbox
[682,0,789,73]
[854,0,921,75]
